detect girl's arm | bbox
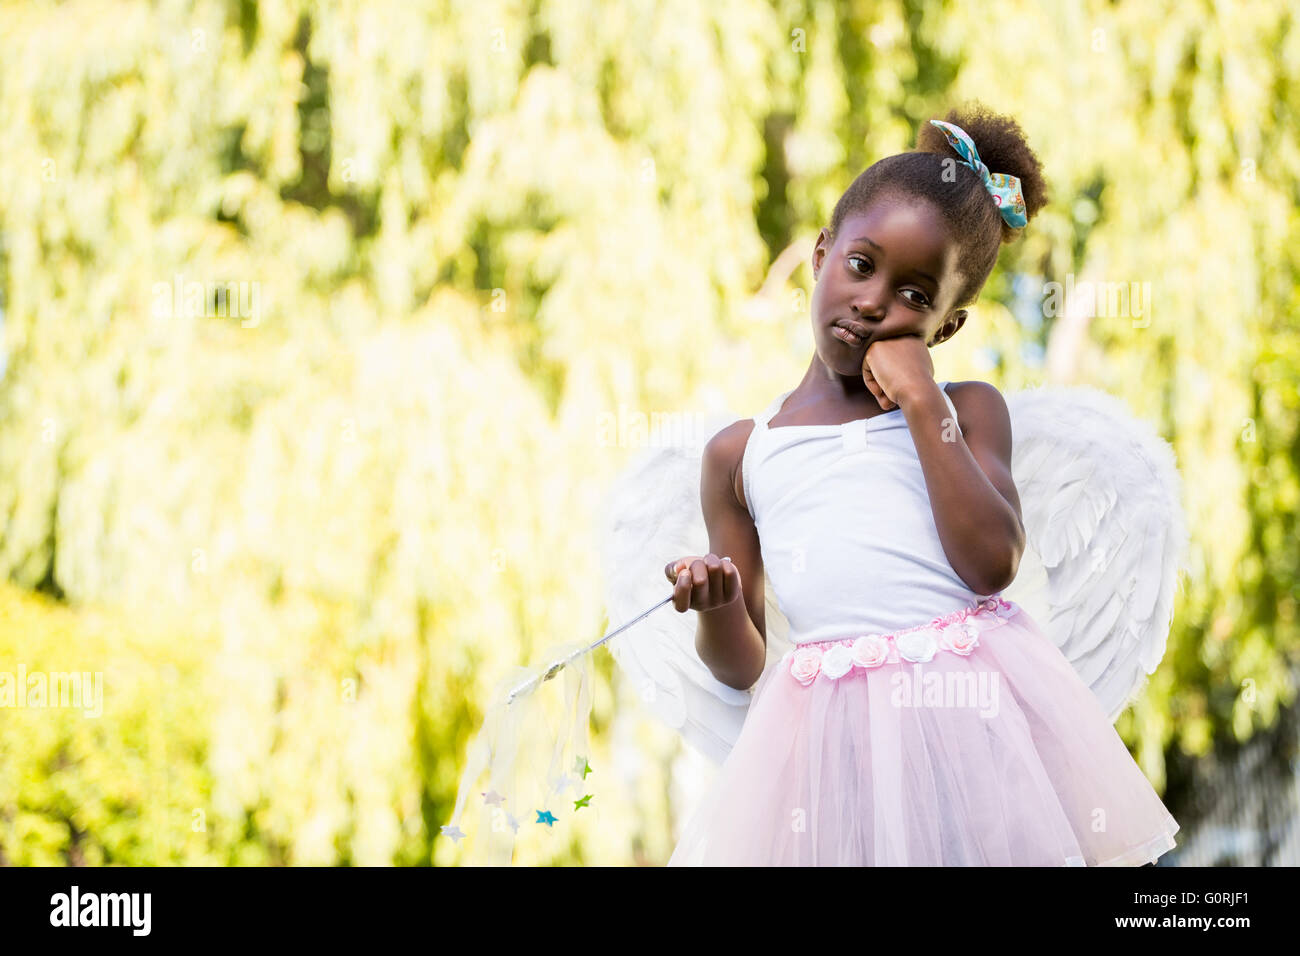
[901,380,1026,596]
[691,421,768,690]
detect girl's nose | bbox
[850,281,888,320]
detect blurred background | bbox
[0,0,1297,866]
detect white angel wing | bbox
[597,411,792,766]
[1002,384,1191,723]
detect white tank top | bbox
[741,382,995,644]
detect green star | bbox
[574,755,592,779]
[573,794,593,811]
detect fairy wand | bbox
[505,594,674,704]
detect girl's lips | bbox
[831,323,866,347]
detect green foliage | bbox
[0,584,217,865]
[0,0,1296,862]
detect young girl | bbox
[661,104,1180,866]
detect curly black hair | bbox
[826,101,1049,311]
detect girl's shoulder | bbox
[942,379,1009,424]
[942,378,1000,397]
[942,379,1007,401]
[702,417,758,515]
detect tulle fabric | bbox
[667,600,1179,866]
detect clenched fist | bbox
[663,553,742,613]
[861,333,933,411]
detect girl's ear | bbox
[929,309,967,347]
[811,228,832,279]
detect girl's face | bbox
[809,198,968,376]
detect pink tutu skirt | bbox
[667,597,1180,866]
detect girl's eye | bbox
[849,256,930,307]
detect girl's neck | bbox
[769,360,895,427]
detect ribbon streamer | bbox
[440,595,673,863]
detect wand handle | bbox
[505,593,675,703]
[589,594,674,652]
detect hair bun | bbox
[917,100,1049,241]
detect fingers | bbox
[665,554,739,612]
[720,555,740,604]
[860,363,895,410]
[689,555,713,609]
[669,556,695,612]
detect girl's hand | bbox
[861,334,934,410]
[663,554,742,613]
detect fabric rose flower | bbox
[942,621,981,657]
[821,643,854,680]
[895,628,938,663]
[789,646,823,685]
[850,634,890,669]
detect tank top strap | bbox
[741,388,793,520]
[752,387,796,431]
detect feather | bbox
[1004,384,1189,722]
[596,409,755,765]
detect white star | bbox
[482,790,505,806]
[440,824,466,844]
[504,812,520,833]
[553,773,576,795]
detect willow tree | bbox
[0,0,1294,864]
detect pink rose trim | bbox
[942,621,981,656]
[787,598,1015,683]
[789,646,823,685]
[850,635,890,669]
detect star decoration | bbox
[573,794,593,811]
[574,756,592,779]
[440,824,466,844]
[504,812,520,833]
[536,810,558,827]
[482,790,505,806]
[553,773,577,796]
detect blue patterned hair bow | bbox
[929,119,1028,228]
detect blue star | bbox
[536,810,558,827]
